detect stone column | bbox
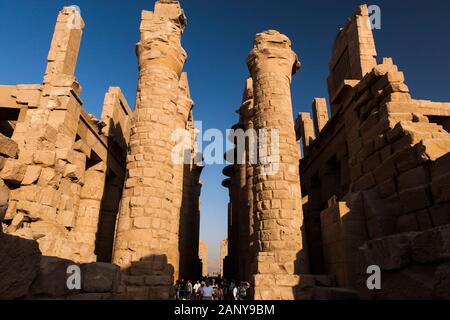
[113,0,187,285]
[247,30,308,300]
[176,74,199,280]
[312,98,329,133]
[296,112,316,148]
[72,164,107,262]
[239,77,255,282]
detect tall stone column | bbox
[223,78,255,282]
[247,30,308,300]
[239,78,255,282]
[113,0,187,284]
[296,112,316,157]
[312,98,329,133]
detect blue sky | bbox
[1,0,449,273]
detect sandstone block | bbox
[431,174,450,204]
[364,264,436,300]
[17,200,57,222]
[56,210,76,228]
[358,233,417,271]
[29,256,77,298]
[0,182,8,220]
[38,167,59,186]
[398,166,428,192]
[125,286,148,298]
[416,209,433,231]
[373,156,397,184]
[80,170,105,200]
[148,287,173,300]
[6,212,24,233]
[123,275,145,286]
[0,133,19,158]
[395,148,418,173]
[430,203,450,227]
[399,185,431,214]
[433,264,450,300]
[64,164,84,183]
[0,156,5,171]
[81,263,120,293]
[377,179,396,199]
[397,213,419,233]
[418,139,450,162]
[73,140,91,157]
[353,173,375,191]
[22,165,42,185]
[4,201,17,221]
[430,153,450,179]
[133,217,152,229]
[144,275,172,286]
[33,151,56,167]
[412,225,450,263]
[0,234,41,299]
[0,159,26,185]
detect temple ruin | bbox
[222,5,450,300]
[1,1,449,300]
[1,1,203,300]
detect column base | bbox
[252,274,301,300]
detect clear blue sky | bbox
[1,0,449,273]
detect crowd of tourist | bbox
[175,278,251,300]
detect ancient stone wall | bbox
[298,5,450,298]
[0,7,131,264]
[1,1,202,300]
[222,4,450,300]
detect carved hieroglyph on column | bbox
[247,30,308,300]
[113,0,187,281]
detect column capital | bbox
[137,1,188,76]
[247,30,300,78]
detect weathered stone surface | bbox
[412,225,450,263]
[297,286,360,300]
[0,234,41,299]
[0,133,19,158]
[22,165,42,186]
[359,233,417,271]
[81,263,120,293]
[0,182,8,222]
[370,265,437,300]
[431,174,450,204]
[0,159,26,185]
[432,264,450,300]
[29,256,77,298]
